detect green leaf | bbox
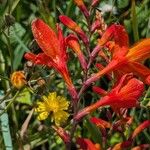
[9,22,29,70]
[16,88,32,105]
[117,0,129,9]
[84,117,102,144]
[109,133,123,146]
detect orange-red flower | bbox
[131,120,150,139]
[74,74,144,121]
[24,19,77,100]
[77,138,101,150]
[85,24,150,86]
[74,0,89,18]
[90,117,111,129]
[59,15,89,45]
[66,34,87,70]
[112,120,150,150]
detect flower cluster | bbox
[18,0,150,149]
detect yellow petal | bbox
[53,111,69,126]
[58,97,70,110]
[35,102,47,112]
[37,112,49,120]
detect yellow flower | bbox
[35,92,70,126]
[10,71,26,89]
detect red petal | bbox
[24,52,36,62]
[24,52,52,67]
[131,144,150,150]
[126,62,150,85]
[77,138,101,150]
[74,0,89,18]
[92,86,108,96]
[127,38,150,62]
[132,120,150,139]
[31,19,60,58]
[57,24,67,61]
[66,34,87,70]
[90,117,111,128]
[59,15,89,45]
[99,24,129,48]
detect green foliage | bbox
[16,88,32,105]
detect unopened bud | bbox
[11,71,26,89]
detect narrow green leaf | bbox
[131,0,139,42]
[84,117,102,144]
[0,91,13,150]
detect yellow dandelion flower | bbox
[35,92,70,126]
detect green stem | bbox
[2,31,13,72]
[66,0,73,16]
[131,0,139,42]
[0,74,10,81]
[0,90,20,116]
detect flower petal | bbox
[57,96,69,110]
[59,15,89,45]
[31,19,60,58]
[99,24,129,48]
[74,0,89,18]
[77,138,101,150]
[131,120,150,139]
[127,62,150,84]
[53,110,69,126]
[126,38,150,62]
[90,117,111,129]
[35,102,47,112]
[37,112,49,120]
[66,34,87,70]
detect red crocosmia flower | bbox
[96,63,112,80]
[84,24,150,87]
[25,53,52,67]
[59,15,89,45]
[74,0,89,18]
[24,19,77,100]
[112,141,132,150]
[92,86,108,96]
[77,138,101,150]
[90,117,111,129]
[52,126,70,144]
[131,144,150,150]
[66,34,87,71]
[74,74,144,121]
[112,120,150,150]
[131,120,150,139]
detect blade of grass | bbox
[131,0,139,42]
[0,91,13,150]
